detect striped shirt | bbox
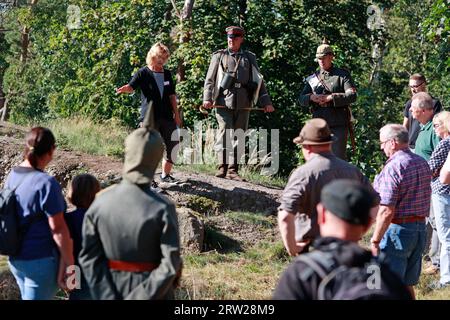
[373,149,431,218]
[429,137,450,195]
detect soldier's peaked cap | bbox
[226,26,245,37]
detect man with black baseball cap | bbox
[273,180,412,300]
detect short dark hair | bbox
[410,73,426,83]
[24,127,56,169]
[68,174,101,209]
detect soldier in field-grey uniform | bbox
[298,41,357,161]
[203,26,275,180]
[79,107,182,300]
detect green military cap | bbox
[321,180,376,225]
[123,103,164,184]
[316,40,334,59]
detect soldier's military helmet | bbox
[226,26,245,38]
[316,43,334,59]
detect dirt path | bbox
[0,120,282,215]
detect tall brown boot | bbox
[215,164,228,178]
[226,164,245,181]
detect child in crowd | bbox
[64,174,101,300]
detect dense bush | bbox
[0,0,448,178]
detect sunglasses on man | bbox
[409,81,425,89]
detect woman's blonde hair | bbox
[146,42,170,66]
[433,111,450,133]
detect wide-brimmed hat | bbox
[293,118,336,145]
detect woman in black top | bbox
[117,43,182,188]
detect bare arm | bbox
[277,210,303,256]
[370,205,395,256]
[440,155,450,184]
[116,84,134,94]
[169,94,182,127]
[440,169,450,184]
[403,117,409,129]
[48,213,74,289]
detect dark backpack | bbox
[296,250,412,300]
[0,172,40,256]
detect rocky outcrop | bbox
[177,207,205,254]
[0,270,20,300]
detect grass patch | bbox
[41,116,130,158]
[176,240,290,300]
[0,256,7,272]
[186,195,221,216]
[203,225,242,253]
[224,211,275,229]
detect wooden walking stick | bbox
[199,105,266,115]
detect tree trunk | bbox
[174,0,195,83]
[20,0,39,66]
[238,0,247,27]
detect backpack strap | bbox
[11,170,47,234]
[295,254,329,279]
[10,170,33,192]
[295,250,338,300]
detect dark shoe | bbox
[150,180,163,193]
[160,174,181,185]
[226,169,246,181]
[215,165,228,178]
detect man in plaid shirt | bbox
[372,124,431,299]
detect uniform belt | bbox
[391,216,425,224]
[108,260,159,272]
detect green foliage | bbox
[186,195,221,216]
[0,0,448,178]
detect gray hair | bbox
[411,92,433,110]
[380,124,409,144]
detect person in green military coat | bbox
[203,26,275,180]
[298,41,357,161]
[78,106,182,300]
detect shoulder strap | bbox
[13,170,48,234]
[295,254,329,278]
[316,72,332,93]
[10,169,39,192]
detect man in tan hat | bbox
[79,108,182,300]
[202,25,274,181]
[298,41,357,161]
[277,118,378,256]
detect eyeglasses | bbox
[409,82,425,89]
[380,139,390,146]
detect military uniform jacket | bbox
[203,48,272,109]
[78,180,181,300]
[298,66,356,127]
